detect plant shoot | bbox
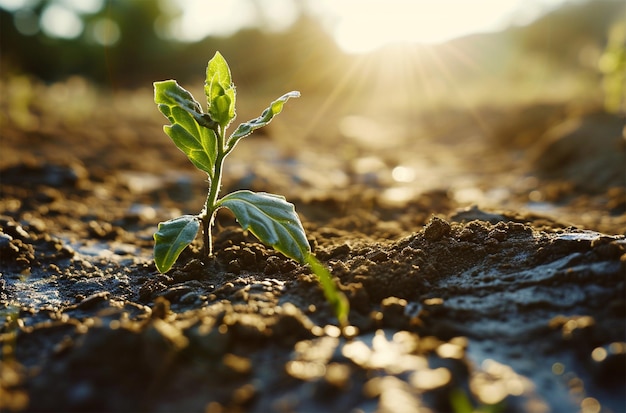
[153,52,348,325]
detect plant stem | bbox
[202,216,212,258]
[202,125,227,257]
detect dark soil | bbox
[1,78,625,412]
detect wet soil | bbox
[1,78,625,412]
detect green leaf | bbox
[162,125,217,176]
[305,254,350,327]
[154,215,200,273]
[206,51,231,91]
[204,52,236,127]
[155,79,203,115]
[228,91,300,149]
[217,190,310,263]
[208,82,235,127]
[154,81,218,176]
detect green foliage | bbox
[154,80,217,176]
[228,91,300,149]
[599,18,626,114]
[304,254,350,327]
[153,215,200,273]
[217,191,311,263]
[204,52,236,128]
[153,52,349,325]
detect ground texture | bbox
[1,79,625,412]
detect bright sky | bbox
[310,0,569,53]
[168,0,569,53]
[0,0,569,53]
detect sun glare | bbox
[0,0,567,50]
[312,0,563,54]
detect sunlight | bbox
[160,0,300,41]
[163,0,256,41]
[310,0,567,54]
[40,4,83,39]
[0,0,103,38]
[0,0,569,49]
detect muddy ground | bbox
[1,77,625,412]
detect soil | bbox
[1,78,625,413]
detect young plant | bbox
[153,52,348,325]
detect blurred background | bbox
[1,0,625,232]
[1,0,623,102]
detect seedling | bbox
[153,52,348,325]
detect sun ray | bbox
[419,45,495,138]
